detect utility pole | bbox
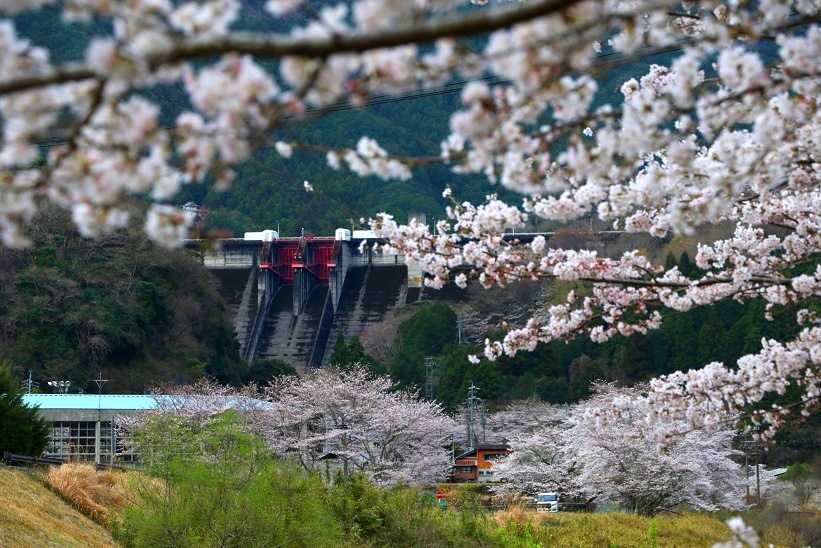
[91,370,109,395]
[756,450,761,505]
[91,371,109,465]
[464,384,486,450]
[23,370,39,394]
[424,357,438,401]
[742,439,762,504]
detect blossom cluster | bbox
[491,384,780,513]
[257,365,454,484]
[621,326,821,442]
[324,137,413,181]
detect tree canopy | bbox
[0,360,49,456]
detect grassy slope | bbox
[0,465,116,548]
[525,512,730,547]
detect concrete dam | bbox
[189,228,649,371]
[189,229,425,371]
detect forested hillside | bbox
[0,210,243,392]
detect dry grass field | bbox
[2,461,816,547]
[44,463,133,526]
[0,465,116,548]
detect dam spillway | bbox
[189,229,423,372]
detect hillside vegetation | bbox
[0,210,243,393]
[8,461,818,547]
[34,461,736,548]
[0,465,116,548]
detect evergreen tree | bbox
[389,304,457,388]
[0,361,49,457]
[243,359,296,385]
[568,355,613,400]
[328,337,385,375]
[663,313,700,373]
[611,336,652,383]
[456,361,504,405]
[433,345,478,410]
[678,252,696,278]
[719,313,753,366]
[696,309,725,366]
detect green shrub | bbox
[114,414,346,548]
[780,462,817,506]
[328,475,497,547]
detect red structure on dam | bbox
[259,235,337,283]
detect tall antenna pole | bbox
[92,370,109,419]
[92,370,109,395]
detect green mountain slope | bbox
[0,210,242,392]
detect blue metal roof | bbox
[22,394,158,410]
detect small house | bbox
[451,443,510,482]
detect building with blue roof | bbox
[21,394,268,464]
[22,394,159,464]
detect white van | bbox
[534,492,559,512]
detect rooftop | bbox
[22,394,159,411]
[455,442,510,460]
[22,393,272,412]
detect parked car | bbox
[534,492,559,512]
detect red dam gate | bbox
[259,236,337,283]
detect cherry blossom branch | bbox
[34,79,108,191]
[0,64,96,96]
[548,273,790,288]
[155,0,585,62]
[0,0,589,98]
[8,2,809,101]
